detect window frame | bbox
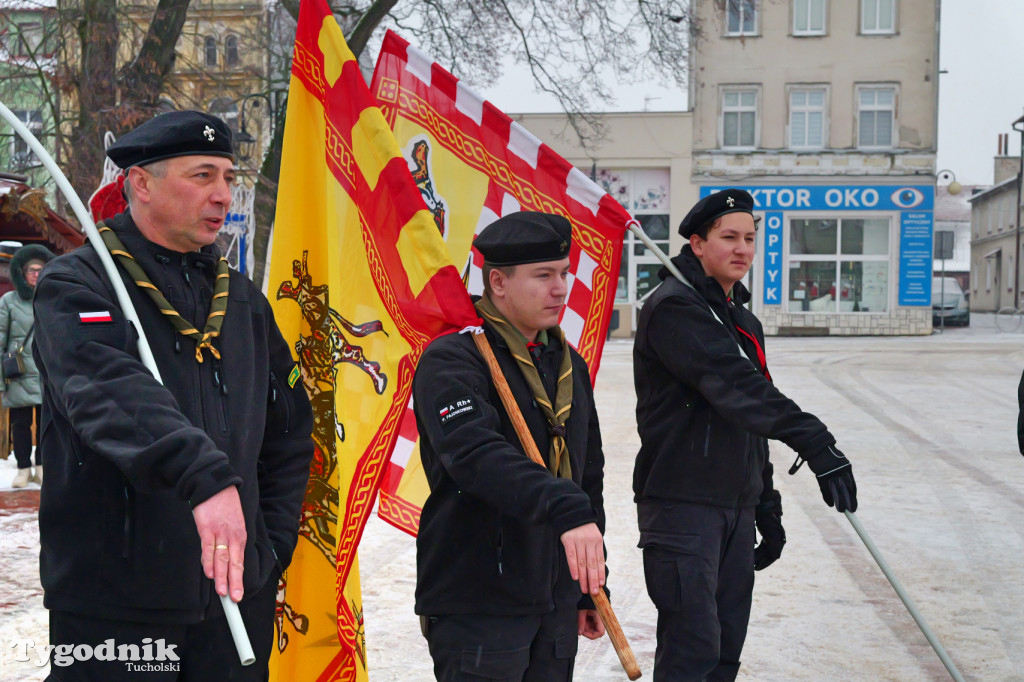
[225,34,239,68]
[15,21,43,57]
[787,85,828,150]
[855,84,897,150]
[10,109,42,169]
[725,0,759,37]
[204,35,218,67]
[793,0,827,36]
[720,86,760,150]
[861,0,896,35]
[785,213,895,315]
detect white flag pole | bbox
[0,101,255,667]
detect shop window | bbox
[788,87,826,149]
[595,168,670,307]
[788,217,890,313]
[794,0,826,35]
[722,88,758,149]
[10,109,42,169]
[861,0,895,34]
[204,35,217,67]
[225,35,239,68]
[726,0,758,35]
[857,86,895,149]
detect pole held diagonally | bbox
[0,101,255,667]
[625,220,964,681]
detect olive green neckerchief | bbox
[475,295,573,479]
[98,223,229,363]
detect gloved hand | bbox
[791,444,858,513]
[753,498,785,571]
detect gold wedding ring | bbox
[215,544,229,550]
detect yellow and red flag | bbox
[371,30,631,536]
[267,2,479,680]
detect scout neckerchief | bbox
[476,295,573,479]
[98,223,229,363]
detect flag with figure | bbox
[371,30,631,536]
[267,3,479,679]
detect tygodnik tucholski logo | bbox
[8,637,180,671]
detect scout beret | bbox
[678,188,755,237]
[106,110,234,169]
[475,212,572,266]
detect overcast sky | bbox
[476,0,1021,187]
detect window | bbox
[722,88,758,148]
[225,35,239,68]
[788,87,826,149]
[726,0,758,36]
[788,217,890,313]
[209,96,239,134]
[204,35,217,67]
[857,86,895,149]
[862,0,895,34]
[794,0,826,35]
[595,169,670,311]
[10,110,42,169]
[15,22,43,57]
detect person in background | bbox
[0,243,53,488]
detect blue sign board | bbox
[699,185,934,307]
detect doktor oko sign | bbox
[699,185,934,308]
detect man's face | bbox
[131,155,236,252]
[690,212,757,293]
[489,257,571,341]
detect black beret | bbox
[475,211,572,266]
[106,110,234,169]
[679,188,755,237]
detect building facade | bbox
[968,155,1020,312]
[691,0,940,335]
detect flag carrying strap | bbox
[98,224,230,363]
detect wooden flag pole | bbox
[471,329,642,680]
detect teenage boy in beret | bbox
[33,110,313,680]
[633,188,857,681]
[413,211,608,681]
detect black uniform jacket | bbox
[413,322,605,617]
[633,246,835,508]
[33,212,313,624]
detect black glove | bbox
[753,498,785,571]
[791,444,858,513]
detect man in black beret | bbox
[412,211,609,680]
[633,189,858,680]
[33,110,314,679]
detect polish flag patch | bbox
[79,311,113,323]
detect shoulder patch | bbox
[437,395,477,431]
[287,364,301,388]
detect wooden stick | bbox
[471,329,642,680]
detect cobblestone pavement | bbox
[4,315,1024,680]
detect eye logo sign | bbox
[891,187,925,209]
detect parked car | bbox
[932,277,969,326]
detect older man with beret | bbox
[33,110,313,680]
[633,189,858,681]
[413,211,608,681]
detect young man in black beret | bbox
[412,211,608,681]
[633,188,857,681]
[33,110,313,680]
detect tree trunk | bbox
[120,0,192,104]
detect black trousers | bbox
[46,570,278,682]
[10,404,39,469]
[423,601,579,682]
[638,501,755,682]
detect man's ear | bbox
[488,267,506,299]
[690,233,704,259]
[127,167,151,204]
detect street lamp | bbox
[936,169,961,195]
[233,93,279,162]
[1013,113,1024,310]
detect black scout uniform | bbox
[34,111,313,681]
[633,189,857,681]
[413,212,606,682]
